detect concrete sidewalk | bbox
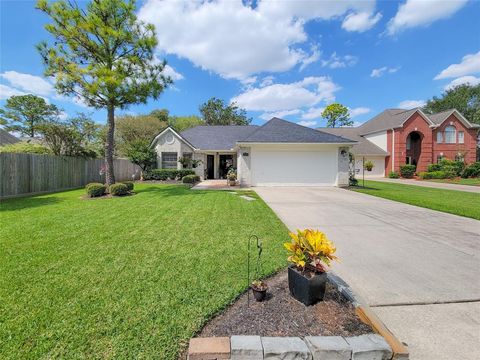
[255,187,480,360]
[371,177,480,193]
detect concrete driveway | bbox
[255,187,480,360]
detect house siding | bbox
[383,112,477,174]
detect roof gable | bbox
[151,127,196,149]
[240,117,356,144]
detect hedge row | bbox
[143,169,196,181]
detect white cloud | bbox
[434,51,480,80]
[299,44,321,71]
[322,52,358,69]
[138,0,375,81]
[0,84,27,99]
[257,0,375,22]
[232,77,340,112]
[398,99,426,109]
[259,76,275,87]
[370,66,400,78]
[301,107,325,120]
[259,109,301,121]
[0,71,54,96]
[163,64,184,81]
[444,75,480,90]
[350,107,371,117]
[297,120,317,127]
[387,0,468,35]
[342,11,382,32]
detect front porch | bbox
[202,151,237,180]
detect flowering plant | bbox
[284,229,338,273]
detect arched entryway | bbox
[406,131,422,166]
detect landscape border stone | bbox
[187,273,409,360]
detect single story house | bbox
[320,108,479,176]
[151,117,356,187]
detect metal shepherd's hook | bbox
[247,234,262,308]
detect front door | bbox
[219,155,233,178]
[207,155,214,179]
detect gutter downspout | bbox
[391,128,395,172]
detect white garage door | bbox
[251,148,338,186]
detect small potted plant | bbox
[284,229,338,306]
[227,168,237,186]
[251,280,268,301]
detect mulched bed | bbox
[199,270,373,338]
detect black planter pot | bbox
[251,287,267,302]
[288,265,327,306]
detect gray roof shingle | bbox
[180,125,258,150]
[318,127,389,156]
[240,117,356,144]
[358,109,418,135]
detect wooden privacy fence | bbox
[0,153,140,199]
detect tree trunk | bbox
[104,104,116,186]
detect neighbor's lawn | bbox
[352,180,480,220]
[0,184,289,359]
[424,177,480,186]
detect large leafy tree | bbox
[38,113,101,157]
[168,115,204,132]
[115,113,167,155]
[423,84,480,125]
[321,103,353,128]
[199,97,251,125]
[36,0,172,185]
[0,94,61,137]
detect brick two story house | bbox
[321,108,479,176]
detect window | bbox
[444,126,456,144]
[436,131,443,143]
[406,136,411,150]
[458,131,464,144]
[162,152,177,169]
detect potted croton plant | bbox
[284,229,338,306]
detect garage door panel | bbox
[251,149,337,186]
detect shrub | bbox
[441,166,458,179]
[439,159,464,176]
[182,174,200,184]
[143,169,195,181]
[109,183,129,196]
[0,142,51,154]
[388,171,400,179]
[121,181,134,192]
[399,164,416,178]
[85,182,106,197]
[427,164,442,172]
[461,162,480,178]
[349,175,358,186]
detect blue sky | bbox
[1,0,479,127]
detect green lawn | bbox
[0,184,289,359]
[425,178,480,186]
[352,180,480,220]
